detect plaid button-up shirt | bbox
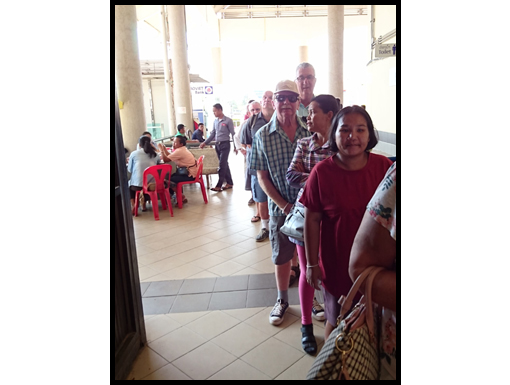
[286,133,334,210]
[250,114,310,217]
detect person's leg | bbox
[170,174,194,202]
[253,176,269,241]
[269,216,296,325]
[223,143,233,187]
[297,244,314,326]
[214,143,225,188]
[324,321,336,340]
[322,289,342,340]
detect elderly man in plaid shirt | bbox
[250,80,311,325]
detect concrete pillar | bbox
[160,5,176,137]
[167,5,193,133]
[328,5,344,103]
[115,5,147,152]
[298,45,309,64]
[211,46,222,84]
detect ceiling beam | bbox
[213,5,226,13]
[136,5,160,21]
[220,6,328,13]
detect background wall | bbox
[366,5,397,155]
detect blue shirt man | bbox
[200,103,237,191]
[191,123,205,142]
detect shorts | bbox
[269,215,296,265]
[251,174,268,203]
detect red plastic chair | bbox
[175,155,208,209]
[134,164,174,220]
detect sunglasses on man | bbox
[275,94,299,103]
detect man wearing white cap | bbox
[250,80,311,325]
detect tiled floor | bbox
[126,148,392,380]
[126,151,327,380]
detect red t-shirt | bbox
[300,153,393,298]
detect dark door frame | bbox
[114,84,146,380]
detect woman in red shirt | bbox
[300,105,392,339]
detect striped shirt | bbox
[286,133,334,210]
[250,114,310,216]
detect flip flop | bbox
[251,215,261,222]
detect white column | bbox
[298,45,309,64]
[115,5,146,152]
[160,5,176,136]
[167,5,193,132]
[211,46,222,84]
[328,5,344,103]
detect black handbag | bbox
[280,204,305,241]
[176,166,188,175]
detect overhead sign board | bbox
[191,85,214,95]
[375,43,396,58]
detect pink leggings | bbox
[297,244,314,325]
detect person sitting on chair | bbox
[158,136,197,206]
[128,135,161,214]
[192,123,206,142]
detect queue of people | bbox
[126,62,396,380]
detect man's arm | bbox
[256,170,292,215]
[228,118,237,151]
[200,125,216,148]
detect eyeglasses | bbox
[296,75,315,82]
[275,94,299,103]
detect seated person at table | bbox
[158,136,198,205]
[128,135,162,214]
[192,123,206,142]
[136,131,159,152]
[175,124,187,138]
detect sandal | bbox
[251,215,261,222]
[301,324,317,355]
[223,184,233,189]
[210,187,222,192]
[289,265,300,287]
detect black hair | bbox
[142,131,151,136]
[175,135,187,146]
[212,103,223,111]
[310,94,341,116]
[139,135,157,158]
[329,105,379,153]
[336,98,343,109]
[177,124,185,132]
[198,123,204,127]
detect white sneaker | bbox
[269,299,289,325]
[311,297,325,321]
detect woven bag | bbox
[306,266,384,380]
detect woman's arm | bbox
[349,211,396,311]
[286,141,308,188]
[158,143,172,162]
[304,208,323,290]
